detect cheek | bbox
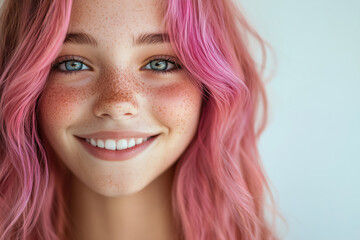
[150,81,202,134]
[39,83,91,128]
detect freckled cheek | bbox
[38,84,92,127]
[150,82,202,134]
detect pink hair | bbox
[162,0,282,239]
[0,0,283,239]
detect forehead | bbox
[68,0,166,45]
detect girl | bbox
[0,0,283,239]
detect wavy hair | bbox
[0,0,283,239]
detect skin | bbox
[38,0,203,239]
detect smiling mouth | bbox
[80,135,158,151]
[77,134,160,161]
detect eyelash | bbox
[51,55,182,75]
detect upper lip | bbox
[77,131,159,140]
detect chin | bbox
[83,177,151,198]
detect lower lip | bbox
[77,135,159,161]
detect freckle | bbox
[91,66,145,109]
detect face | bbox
[38,0,202,196]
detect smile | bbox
[85,137,152,151]
[77,135,159,161]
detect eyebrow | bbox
[63,32,170,47]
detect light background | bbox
[237,0,360,239]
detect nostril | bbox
[93,100,138,120]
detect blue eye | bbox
[57,60,90,72]
[52,55,182,75]
[143,59,180,73]
[52,57,90,74]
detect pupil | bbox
[66,61,82,71]
[151,60,167,70]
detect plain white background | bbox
[237,0,360,239]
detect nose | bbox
[92,74,139,121]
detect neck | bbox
[67,165,179,240]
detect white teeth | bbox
[117,139,128,150]
[105,139,116,150]
[97,139,105,148]
[85,137,152,151]
[128,138,136,148]
[136,138,143,144]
